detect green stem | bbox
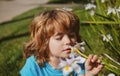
[81,21,120,24]
[73,48,88,59]
[73,47,120,74]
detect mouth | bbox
[63,48,71,53]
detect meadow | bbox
[0,1,120,75]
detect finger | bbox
[91,55,98,63]
[97,64,104,70]
[97,59,101,64]
[91,64,104,74]
[86,54,93,65]
[88,54,93,63]
[85,54,93,70]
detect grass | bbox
[0,6,119,76]
[0,7,48,76]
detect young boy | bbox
[20,9,103,76]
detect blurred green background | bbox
[0,0,120,76]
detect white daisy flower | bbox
[108,73,116,76]
[79,41,86,45]
[63,7,73,11]
[116,6,120,12]
[85,3,96,10]
[71,62,81,73]
[115,6,120,18]
[57,42,86,75]
[62,65,73,76]
[57,51,86,75]
[91,0,95,3]
[58,57,83,76]
[79,46,85,52]
[101,34,113,42]
[90,10,95,16]
[74,41,86,52]
[101,0,105,3]
[107,7,116,15]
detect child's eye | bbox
[55,36,63,40]
[69,33,76,38]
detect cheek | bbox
[71,38,77,43]
[49,38,61,53]
[49,40,54,52]
[49,42,62,56]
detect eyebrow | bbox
[54,32,64,36]
[54,31,75,36]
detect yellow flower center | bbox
[65,65,69,71]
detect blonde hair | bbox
[23,9,81,66]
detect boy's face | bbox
[49,30,77,58]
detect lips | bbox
[64,48,71,53]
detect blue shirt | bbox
[20,56,85,76]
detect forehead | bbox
[54,25,74,34]
[53,27,75,36]
[53,19,76,33]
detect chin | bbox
[62,55,69,58]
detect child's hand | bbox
[85,54,104,76]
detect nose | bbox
[63,35,71,45]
